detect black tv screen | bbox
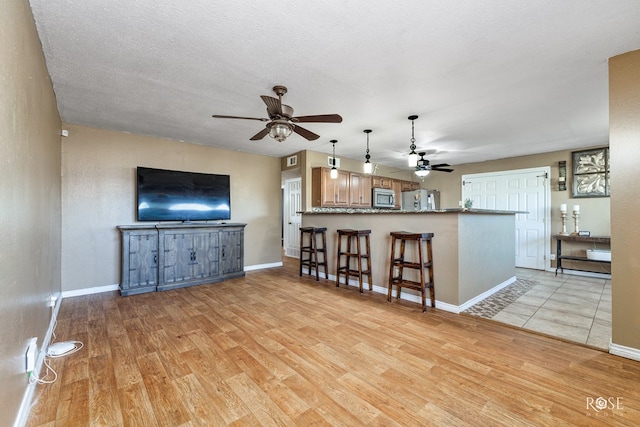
[136,167,231,222]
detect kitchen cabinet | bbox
[312,167,350,207]
[392,179,403,209]
[401,181,420,191]
[117,224,245,295]
[349,172,372,207]
[372,176,393,189]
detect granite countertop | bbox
[301,208,525,215]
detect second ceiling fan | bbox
[212,85,342,142]
[415,152,454,175]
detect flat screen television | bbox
[136,167,231,222]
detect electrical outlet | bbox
[47,295,57,307]
[550,253,556,261]
[26,337,37,373]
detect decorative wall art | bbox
[572,147,610,198]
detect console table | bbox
[554,234,610,275]
[118,223,246,296]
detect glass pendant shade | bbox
[408,152,418,167]
[269,122,293,142]
[330,167,338,179]
[415,169,430,177]
[363,161,372,174]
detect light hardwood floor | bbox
[27,259,640,426]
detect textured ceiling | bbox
[29,0,640,169]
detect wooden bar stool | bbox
[336,229,372,293]
[299,227,328,281]
[387,231,435,312]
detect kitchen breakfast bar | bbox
[300,208,519,313]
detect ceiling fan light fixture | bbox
[330,139,338,179]
[363,129,373,174]
[269,121,293,142]
[415,169,430,177]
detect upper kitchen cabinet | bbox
[401,181,420,191]
[349,172,372,207]
[372,176,393,189]
[312,167,350,207]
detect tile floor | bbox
[465,268,611,350]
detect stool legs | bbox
[300,227,328,281]
[388,232,435,312]
[337,230,372,293]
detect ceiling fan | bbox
[415,152,454,177]
[212,85,342,142]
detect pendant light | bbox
[330,139,338,179]
[407,115,419,167]
[363,129,373,174]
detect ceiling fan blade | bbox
[293,125,320,141]
[432,167,454,173]
[249,127,270,141]
[292,114,343,123]
[260,95,282,117]
[212,114,269,122]
[429,163,451,168]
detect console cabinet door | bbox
[193,230,219,279]
[159,228,222,289]
[221,228,245,278]
[120,229,158,296]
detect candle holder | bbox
[559,211,569,235]
[570,210,580,236]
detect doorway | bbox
[462,167,550,270]
[283,177,302,258]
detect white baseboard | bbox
[317,271,515,314]
[455,276,518,313]
[59,264,285,298]
[14,296,62,427]
[61,284,119,299]
[244,262,283,271]
[609,342,640,361]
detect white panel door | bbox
[462,168,549,270]
[284,178,302,258]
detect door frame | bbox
[462,166,551,270]
[283,177,302,258]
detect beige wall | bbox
[0,0,62,422]
[61,124,283,292]
[609,49,640,351]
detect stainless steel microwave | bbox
[372,188,395,208]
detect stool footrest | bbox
[339,252,370,258]
[391,278,433,289]
[392,260,432,269]
[339,267,372,275]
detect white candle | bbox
[560,204,567,213]
[573,204,580,212]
